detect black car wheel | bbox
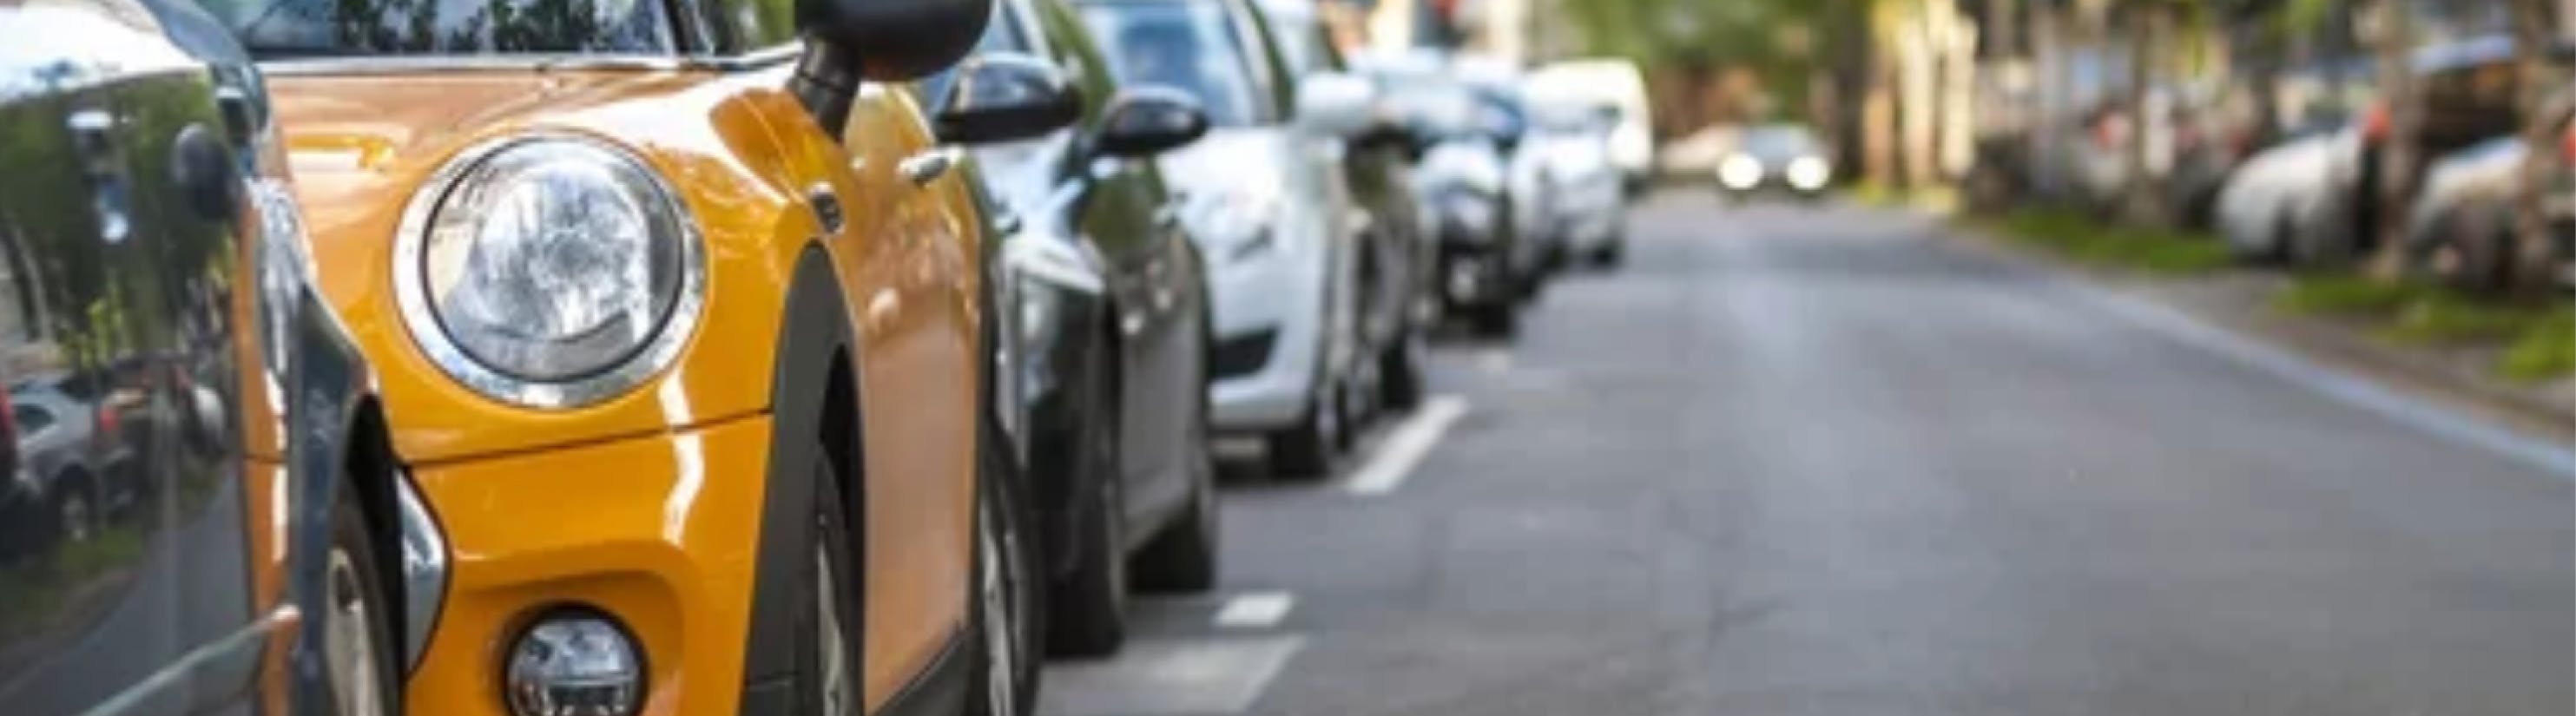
[1466,300,1519,339]
[1045,464,1127,657]
[800,451,862,716]
[1379,337,1424,411]
[322,485,399,716]
[968,441,1038,716]
[1266,390,1341,479]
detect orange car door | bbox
[822,83,985,706]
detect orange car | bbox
[175,0,1081,713]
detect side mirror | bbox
[936,53,1084,145]
[791,0,993,130]
[1294,71,1376,137]
[1094,86,1210,158]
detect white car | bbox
[1523,95,1629,266]
[1078,0,1374,475]
[1527,58,1655,187]
[2214,131,2351,262]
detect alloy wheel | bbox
[323,548,388,716]
[816,543,854,715]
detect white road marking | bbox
[1345,396,1469,496]
[1212,591,1295,629]
[1038,635,1305,716]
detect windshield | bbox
[1739,125,1821,161]
[186,0,671,57]
[1080,0,1268,126]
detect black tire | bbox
[1590,240,1624,268]
[1131,385,1218,593]
[797,452,863,716]
[1378,338,1423,411]
[1264,393,1339,479]
[968,429,1038,716]
[321,486,400,716]
[1044,465,1126,657]
[1466,301,1518,339]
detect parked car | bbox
[1360,53,1539,337]
[1527,58,1655,190]
[1257,0,1431,415]
[2401,93,2575,292]
[943,0,1226,658]
[0,0,412,712]
[185,0,1053,711]
[2216,128,2351,262]
[1523,95,1629,266]
[1077,0,1379,476]
[1716,123,1834,200]
[2296,36,2571,266]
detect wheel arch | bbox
[739,241,870,714]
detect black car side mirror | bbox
[936,53,1084,146]
[1092,86,1209,158]
[791,0,993,132]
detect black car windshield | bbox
[1080,0,1266,126]
[186,0,672,57]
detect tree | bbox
[2507,0,2561,292]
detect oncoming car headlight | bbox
[394,135,704,409]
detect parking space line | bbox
[1212,591,1295,629]
[1345,396,1469,496]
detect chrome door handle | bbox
[900,148,959,186]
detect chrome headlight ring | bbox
[392,134,706,410]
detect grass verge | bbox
[1979,207,2233,275]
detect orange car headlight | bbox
[394,135,704,409]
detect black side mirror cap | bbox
[936,53,1084,146]
[1093,86,1210,158]
[796,0,991,82]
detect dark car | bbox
[2401,85,2575,292]
[2297,36,2573,266]
[940,0,1225,657]
[0,0,424,713]
[1360,54,1537,338]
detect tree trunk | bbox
[2123,3,2170,227]
[2508,0,2558,293]
[2365,0,2420,278]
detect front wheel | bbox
[1265,393,1341,479]
[968,439,1038,716]
[1466,301,1519,339]
[321,485,399,716]
[1379,338,1424,411]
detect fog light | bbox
[505,611,642,716]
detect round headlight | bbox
[395,135,703,409]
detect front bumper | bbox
[1206,243,1327,433]
[405,415,775,716]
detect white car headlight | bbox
[1785,156,1831,190]
[1718,154,1763,189]
[394,135,704,409]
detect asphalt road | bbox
[1040,195,2576,716]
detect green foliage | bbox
[2276,273,2427,316]
[2499,309,2576,383]
[1984,207,2234,275]
[2382,293,2552,345]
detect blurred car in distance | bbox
[1260,0,1433,418]
[2401,90,2575,292]
[1527,58,1655,190]
[0,0,412,712]
[1360,51,1541,338]
[1524,95,1630,266]
[944,0,1226,660]
[2297,36,2571,266]
[1717,123,1834,200]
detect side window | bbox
[14,404,52,435]
[917,9,1034,111]
[698,0,799,53]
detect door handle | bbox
[899,148,959,186]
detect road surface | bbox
[1041,196,2576,716]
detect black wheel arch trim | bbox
[739,243,866,715]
